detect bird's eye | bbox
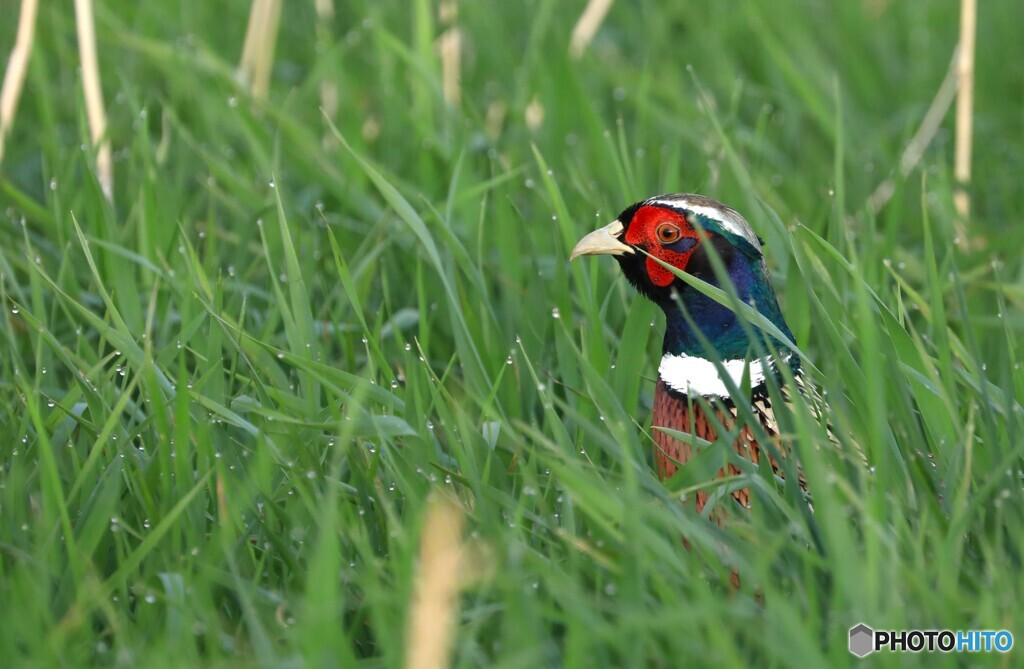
[655,223,682,245]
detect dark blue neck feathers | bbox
[659,248,794,361]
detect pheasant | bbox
[571,193,805,516]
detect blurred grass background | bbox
[1,0,1023,667]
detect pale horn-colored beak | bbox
[569,220,634,261]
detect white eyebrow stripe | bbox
[658,352,789,398]
[645,198,758,247]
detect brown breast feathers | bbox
[652,379,792,516]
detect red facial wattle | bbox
[623,205,703,287]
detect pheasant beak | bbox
[569,220,634,260]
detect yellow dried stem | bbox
[953,0,976,228]
[239,0,282,101]
[570,0,614,60]
[404,496,465,669]
[525,96,545,131]
[485,101,507,141]
[0,0,39,165]
[74,0,113,200]
[439,1,461,106]
[239,0,262,76]
[314,0,334,20]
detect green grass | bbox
[2,1,1023,667]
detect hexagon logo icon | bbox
[849,623,875,658]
